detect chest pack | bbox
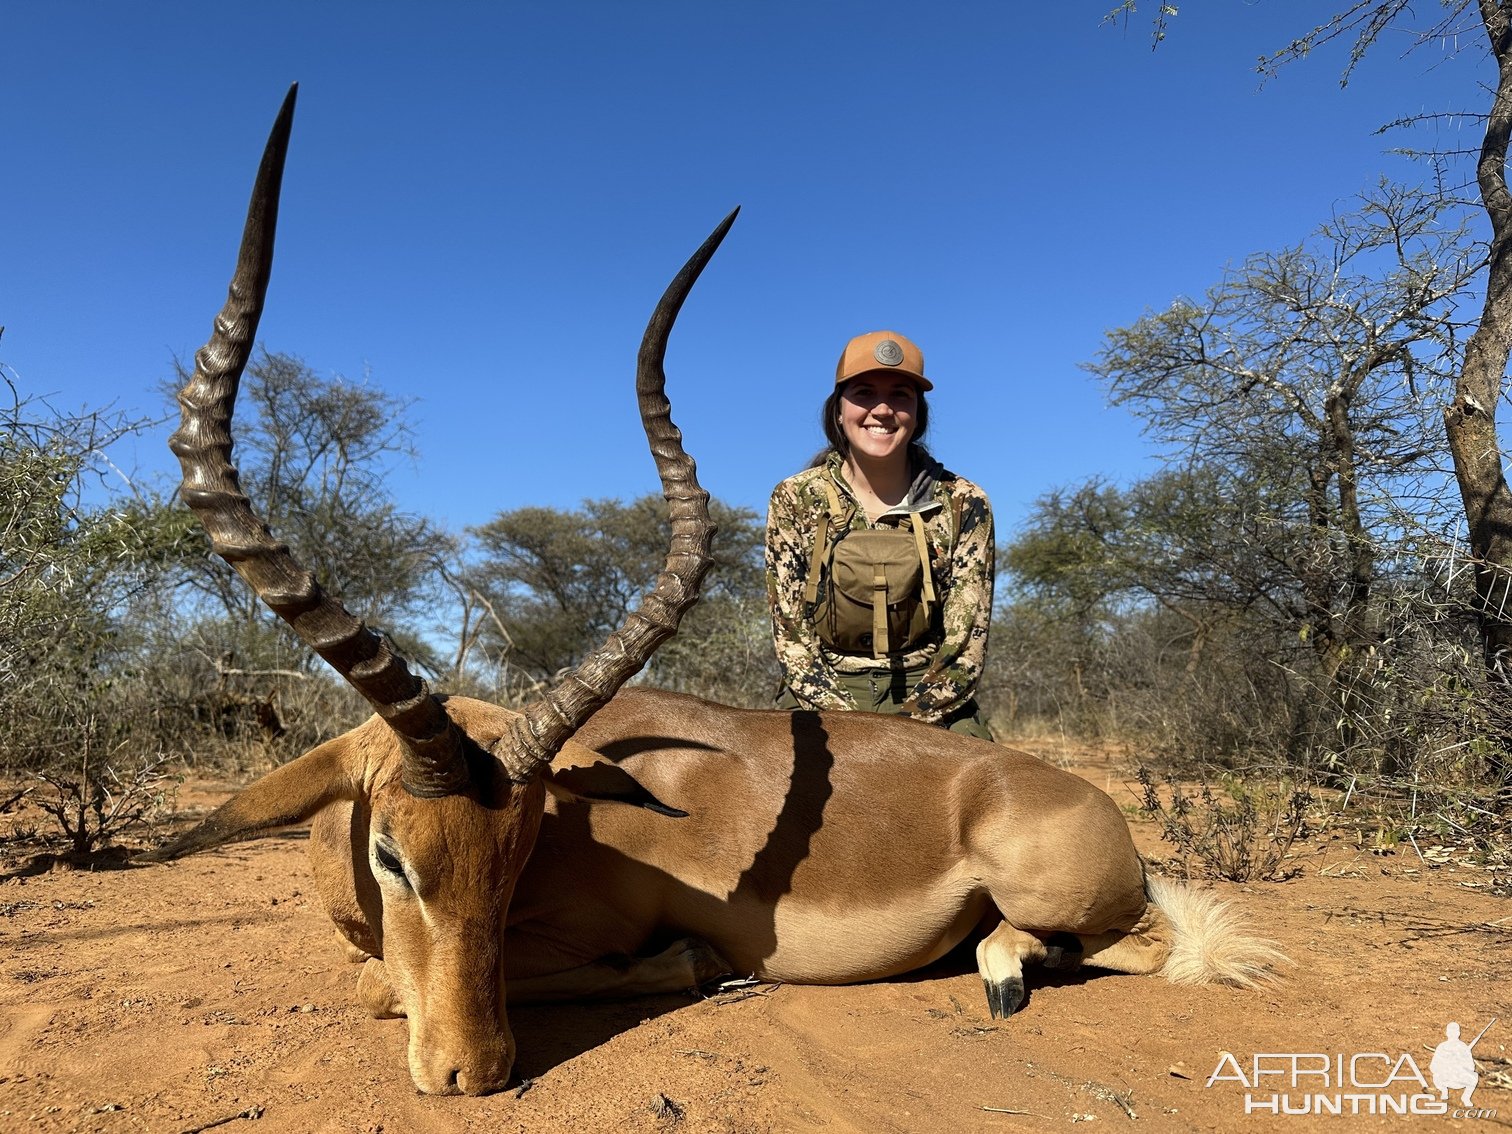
[802,479,946,659]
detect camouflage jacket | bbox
[765,449,994,723]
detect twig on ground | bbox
[703,979,781,1005]
[176,1105,264,1134]
[1084,1082,1138,1120]
[1406,830,1427,866]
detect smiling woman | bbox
[764,330,995,737]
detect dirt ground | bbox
[1,743,1508,1134]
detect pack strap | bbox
[908,515,936,613]
[872,565,889,657]
[803,479,846,605]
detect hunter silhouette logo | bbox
[1430,1018,1496,1108]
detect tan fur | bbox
[159,688,1285,1095]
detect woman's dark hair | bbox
[806,380,930,468]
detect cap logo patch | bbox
[874,339,905,367]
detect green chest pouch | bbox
[803,481,939,659]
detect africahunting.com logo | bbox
[1205,1017,1498,1118]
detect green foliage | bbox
[172,350,449,637]
[0,338,789,801]
[0,369,193,774]
[2,411,161,659]
[1136,765,1313,882]
[1003,480,1129,620]
[464,494,776,706]
[1123,4,1512,792]
[0,348,452,784]
[149,352,458,766]
[992,182,1504,784]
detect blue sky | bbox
[3,2,1483,541]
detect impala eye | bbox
[373,841,407,881]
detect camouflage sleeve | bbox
[900,485,994,723]
[765,479,856,711]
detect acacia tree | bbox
[143,349,458,761]
[1125,0,1512,781]
[1083,184,1481,755]
[0,357,199,773]
[465,495,774,705]
[1279,1,1512,783]
[171,349,449,668]
[1007,469,1304,676]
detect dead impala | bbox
[150,86,1285,1097]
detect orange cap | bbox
[834,330,932,390]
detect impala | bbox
[151,86,1284,1097]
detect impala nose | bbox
[420,1057,511,1096]
[412,1038,513,1095]
[454,1054,512,1097]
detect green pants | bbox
[776,664,993,741]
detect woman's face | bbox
[838,374,918,466]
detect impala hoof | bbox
[984,975,1025,1019]
[684,939,734,987]
[1041,931,1084,971]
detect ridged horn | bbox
[491,210,736,781]
[168,85,468,798]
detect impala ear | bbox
[141,734,363,862]
[540,761,688,818]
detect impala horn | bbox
[492,209,734,780]
[170,84,733,793]
[169,85,466,797]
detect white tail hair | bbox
[1147,875,1290,988]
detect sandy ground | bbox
[1,745,1508,1134]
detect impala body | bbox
[153,87,1282,1098]
[177,685,1278,1094]
[520,690,1148,987]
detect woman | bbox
[765,330,994,738]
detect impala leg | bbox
[335,929,373,963]
[357,957,405,1019]
[975,922,1050,1019]
[1041,930,1085,972]
[1073,925,1169,975]
[506,938,731,1004]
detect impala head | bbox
[150,85,734,1095]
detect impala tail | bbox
[1147,875,1289,988]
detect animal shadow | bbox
[508,991,698,1080]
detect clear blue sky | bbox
[3,2,1482,540]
